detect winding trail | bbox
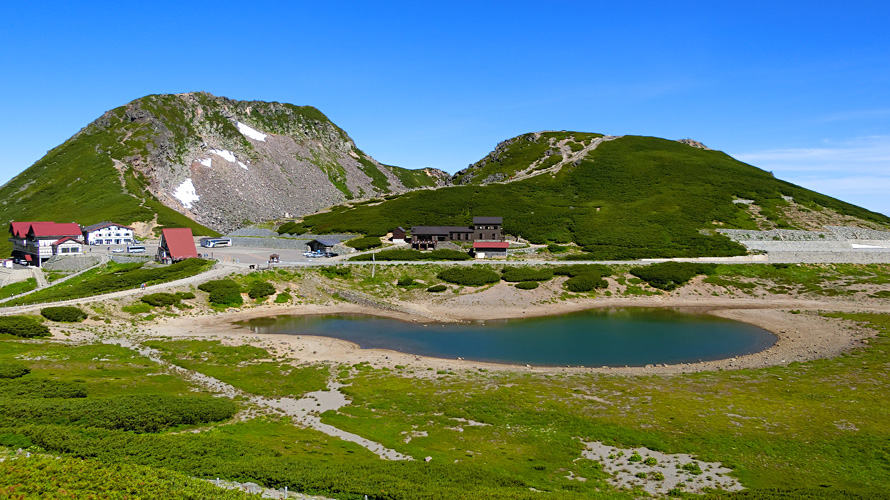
[109,337,411,461]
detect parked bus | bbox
[127,245,146,253]
[200,238,232,248]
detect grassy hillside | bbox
[0,99,218,256]
[298,134,890,259]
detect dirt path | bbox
[108,337,410,461]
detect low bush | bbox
[350,248,471,261]
[547,244,568,253]
[140,293,180,307]
[0,455,254,500]
[248,281,276,299]
[0,363,30,379]
[346,236,383,251]
[437,267,500,287]
[276,221,307,235]
[0,394,235,433]
[397,277,415,287]
[122,303,153,315]
[175,291,196,300]
[0,378,87,398]
[630,262,716,291]
[565,274,608,292]
[0,316,50,338]
[501,267,554,282]
[427,285,447,292]
[318,266,351,279]
[428,249,472,261]
[40,306,87,323]
[274,292,292,303]
[552,264,611,277]
[198,279,243,307]
[515,281,539,290]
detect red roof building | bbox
[157,228,199,262]
[7,221,84,266]
[472,241,509,258]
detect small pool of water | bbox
[238,308,776,367]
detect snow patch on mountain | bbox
[210,149,237,163]
[198,157,212,167]
[237,122,267,141]
[173,178,199,209]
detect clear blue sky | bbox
[2,1,889,215]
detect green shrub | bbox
[427,285,447,292]
[0,378,87,398]
[140,293,180,307]
[501,267,554,282]
[175,291,196,300]
[565,274,608,292]
[552,264,611,277]
[0,394,235,433]
[0,455,254,500]
[428,249,472,261]
[0,316,51,338]
[122,303,153,314]
[397,277,416,287]
[350,248,471,261]
[276,221,306,235]
[682,461,703,475]
[40,306,88,323]
[198,279,243,307]
[346,236,383,251]
[515,281,539,290]
[248,281,276,299]
[318,266,351,279]
[437,267,500,287]
[547,243,568,253]
[274,292,292,303]
[630,262,716,291]
[0,363,30,379]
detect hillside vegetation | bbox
[0,92,446,257]
[298,134,890,259]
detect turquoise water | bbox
[238,308,776,367]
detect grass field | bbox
[1,263,889,498]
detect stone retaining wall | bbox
[43,256,102,272]
[767,250,890,264]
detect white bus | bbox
[200,238,233,248]
[127,245,146,253]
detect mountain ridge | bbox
[0,92,449,255]
[295,132,890,259]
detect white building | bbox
[82,222,136,246]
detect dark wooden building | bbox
[473,217,503,241]
[391,227,406,241]
[307,238,339,254]
[410,216,504,250]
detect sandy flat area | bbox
[133,284,886,376]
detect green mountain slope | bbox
[0,93,449,256]
[297,133,890,259]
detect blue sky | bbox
[2,1,889,215]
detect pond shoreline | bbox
[137,294,882,376]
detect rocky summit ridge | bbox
[0,92,449,238]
